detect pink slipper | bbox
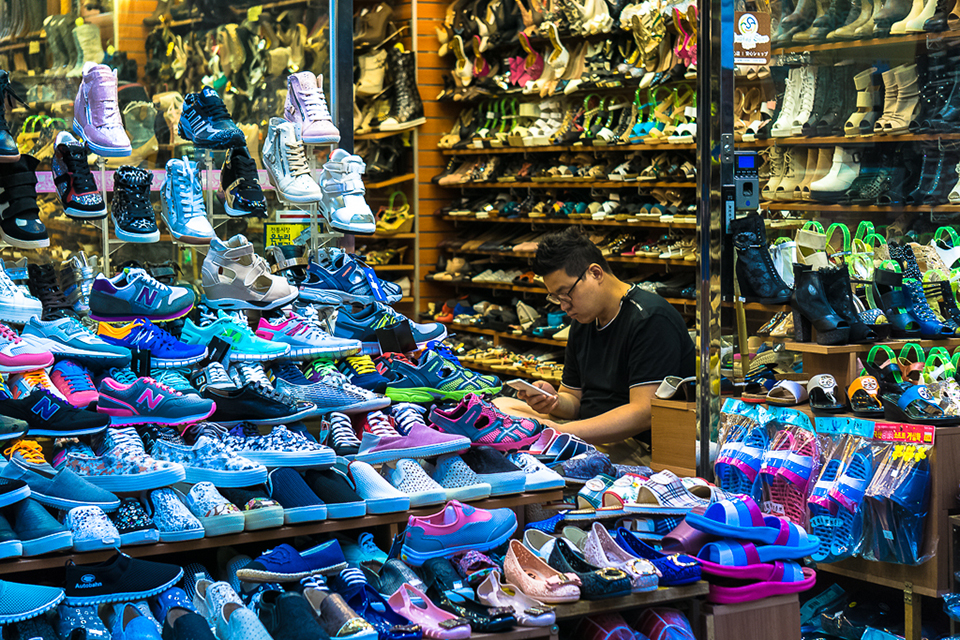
[387,584,472,639]
[705,561,816,604]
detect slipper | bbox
[684,496,785,544]
[717,424,769,499]
[881,385,960,426]
[828,451,873,561]
[766,380,809,406]
[848,376,883,417]
[659,507,716,555]
[655,375,696,400]
[577,474,619,510]
[706,561,816,604]
[741,378,777,403]
[600,473,648,511]
[624,470,703,515]
[808,458,843,562]
[766,429,818,526]
[758,515,821,559]
[808,374,845,413]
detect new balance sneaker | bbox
[203,382,317,426]
[0,264,42,324]
[8,369,68,401]
[284,71,340,144]
[179,88,245,149]
[141,424,267,488]
[72,63,132,157]
[223,422,335,468]
[319,150,376,234]
[190,362,239,392]
[326,412,362,457]
[89,268,195,323]
[181,311,291,361]
[49,360,98,408]
[355,410,471,465]
[429,394,543,451]
[110,166,159,243]
[256,313,361,360]
[379,349,501,402]
[262,118,323,203]
[0,323,53,373]
[52,131,106,219]
[151,368,200,396]
[0,388,109,437]
[97,318,207,368]
[219,147,267,217]
[300,251,403,305]
[274,360,388,414]
[334,302,447,355]
[64,552,183,605]
[160,157,217,244]
[21,316,131,368]
[338,355,389,393]
[201,235,299,310]
[97,374,216,426]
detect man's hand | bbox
[517,380,559,415]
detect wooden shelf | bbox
[440,181,696,189]
[771,337,960,355]
[0,490,564,576]
[356,130,406,141]
[761,202,960,212]
[441,215,696,229]
[452,324,568,347]
[772,29,955,55]
[448,247,695,267]
[371,264,415,272]
[398,296,414,303]
[441,142,697,156]
[738,133,960,148]
[552,583,710,619]
[429,278,546,294]
[370,233,416,240]
[229,0,309,11]
[467,361,561,383]
[366,173,415,190]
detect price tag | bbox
[28,41,39,54]
[107,45,115,56]
[247,5,263,21]
[264,222,308,248]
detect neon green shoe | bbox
[180,311,290,361]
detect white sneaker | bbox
[160,157,216,244]
[319,149,376,234]
[0,265,41,324]
[262,118,323,204]
[284,71,340,145]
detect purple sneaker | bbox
[428,394,543,452]
[72,63,132,157]
[355,410,470,465]
[284,71,340,144]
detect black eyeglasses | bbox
[546,268,587,305]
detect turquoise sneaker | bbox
[181,311,290,361]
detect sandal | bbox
[847,375,883,417]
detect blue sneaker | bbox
[376,349,501,402]
[178,88,245,149]
[8,498,74,556]
[400,500,517,566]
[89,268,195,323]
[0,581,64,624]
[266,467,327,524]
[300,251,403,305]
[285,360,390,413]
[97,319,207,369]
[334,303,447,355]
[181,311,291,361]
[236,541,347,582]
[337,532,388,567]
[21,316,131,368]
[338,355,389,393]
[97,375,216,426]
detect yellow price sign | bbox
[28,41,39,54]
[265,223,308,248]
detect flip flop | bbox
[766,380,809,406]
[741,378,777,403]
[808,374,846,413]
[684,496,784,544]
[706,561,816,604]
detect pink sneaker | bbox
[284,71,340,145]
[0,323,53,373]
[354,409,470,464]
[49,360,99,408]
[73,62,132,157]
[400,499,517,566]
[428,394,543,451]
[387,584,471,639]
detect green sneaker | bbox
[181,311,291,361]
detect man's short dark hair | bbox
[532,227,610,277]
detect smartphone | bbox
[506,379,556,397]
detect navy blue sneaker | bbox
[333,303,447,355]
[300,253,403,305]
[236,541,347,582]
[178,88,245,149]
[338,355,389,394]
[97,319,207,369]
[64,552,184,605]
[6,498,73,556]
[266,467,327,524]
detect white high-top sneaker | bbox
[319,149,376,234]
[262,118,323,204]
[159,157,216,245]
[284,71,340,145]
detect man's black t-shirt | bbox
[561,286,695,423]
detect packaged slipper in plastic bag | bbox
[715,399,774,501]
[759,406,818,527]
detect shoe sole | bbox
[111,210,160,243]
[200,513,246,537]
[283,505,328,524]
[150,351,209,369]
[400,520,518,566]
[31,492,120,513]
[385,385,503,403]
[0,588,61,624]
[159,528,206,543]
[316,397,391,415]
[21,530,74,556]
[119,529,160,546]
[0,483,31,509]
[0,303,43,325]
[90,304,195,323]
[364,496,411,514]
[73,537,120,553]
[440,485,491,502]
[324,501,366,519]
[242,506,285,531]
[101,405,216,427]
[481,477,527,497]
[235,560,347,583]
[0,539,20,560]
[213,404,327,428]
[28,423,110,437]
[72,120,133,157]
[355,439,471,465]
[234,448,335,469]
[0,229,49,249]
[65,567,183,606]
[19,337,131,368]
[200,291,300,312]
[406,490,448,508]
[84,467,187,492]
[63,204,107,220]
[184,466,268,488]
[274,344,362,359]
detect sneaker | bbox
[0,70,19,161]
[218,486,286,530]
[256,312,362,360]
[64,552,183,605]
[52,131,106,219]
[338,356,389,393]
[266,467,327,524]
[0,323,53,373]
[109,497,160,546]
[284,71,340,144]
[0,388,110,437]
[203,382,317,427]
[49,360,98,408]
[222,423,335,468]
[334,302,447,355]
[190,362,239,392]
[219,147,266,217]
[97,375,215,426]
[299,252,403,305]
[0,156,48,249]
[425,454,492,502]
[145,487,205,542]
[160,157,217,244]
[457,448,527,496]
[72,62,132,156]
[151,368,200,396]
[182,311,291,361]
[262,118,323,203]
[142,424,268,487]
[379,349,501,402]
[429,394,543,451]
[292,360,390,413]
[1,440,119,511]
[110,166,159,243]
[2,584,64,626]
[238,540,347,582]
[303,469,366,519]
[25,263,73,320]
[184,482,245,537]
[89,268,195,323]
[400,500,518,566]
[7,369,66,401]
[0,476,28,509]
[319,150,376,234]
[0,265,41,324]
[380,458,447,507]
[65,505,120,552]
[56,604,110,640]
[326,412,362,457]
[178,88,245,149]
[21,316,131,368]
[355,410,470,464]
[347,460,411,514]
[58,253,97,316]
[201,235,298,310]
[97,318,207,368]
[506,452,566,491]
[52,427,186,492]
[7,498,73,556]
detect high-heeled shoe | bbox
[730,213,793,305]
[792,264,852,345]
[871,259,922,338]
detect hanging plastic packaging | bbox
[758,406,818,527]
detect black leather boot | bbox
[908,146,943,205]
[820,264,879,343]
[791,264,851,345]
[932,68,960,132]
[912,52,950,133]
[802,66,836,135]
[873,0,913,34]
[923,0,951,30]
[0,71,23,163]
[815,64,856,136]
[729,213,793,304]
[382,47,426,131]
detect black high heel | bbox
[791,264,851,345]
[820,264,877,344]
[729,213,793,304]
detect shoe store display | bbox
[202,235,299,310]
[110,165,159,243]
[219,147,267,218]
[284,71,341,144]
[52,132,107,220]
[159,157,217,244]
[73,63,132,157]
[319,149,377,234]
[178,88,245,149]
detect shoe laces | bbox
[100,426,146,455]
[60,143,98,193]
[425,340,461,365]
[310,362,370,396]
[338,567,368,587]
[143,376,183,396]
[56,366,95,395]
[229,151,260,191]
[345,355,377,375]
[182,421,229,445]
[125,268,171,296]
[329,412,361,446]
[295,304,337,334]
[366,411,401,437]
[270,361,310,385]
[196,91,232,122]
[285,138,312,178]
[173,158,207,220]
[300,84,332,122]
[204,362,236,387]
[30,265,74,319]
[106,367,138,385]
[132,320,183,351]
[392,403,428,435]
[282,313,334,342]
[230,362,275,390]
[0,74,25,133]
[0,323,21,345]
[21,370,57,394]
[4,439,45,464]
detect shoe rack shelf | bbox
[468,361,558,383]
[366,172,416,190]
[440,143,697,155]
[371,264,415,272]
[761,202,960,212]
[771,30,960,56]
[430,279,546,293]
[356,130,411,141]
[0,489,564,577]
[449,247,696,268]
[451,324,568,348]
[441,216,697,229]
[372,233,417,240]
[442,181,695,189]
[739,134,960,148]
[551,583,709,620]
[770,337,960,355]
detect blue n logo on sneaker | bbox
[136,288,158,307]
[31,396,60,420]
